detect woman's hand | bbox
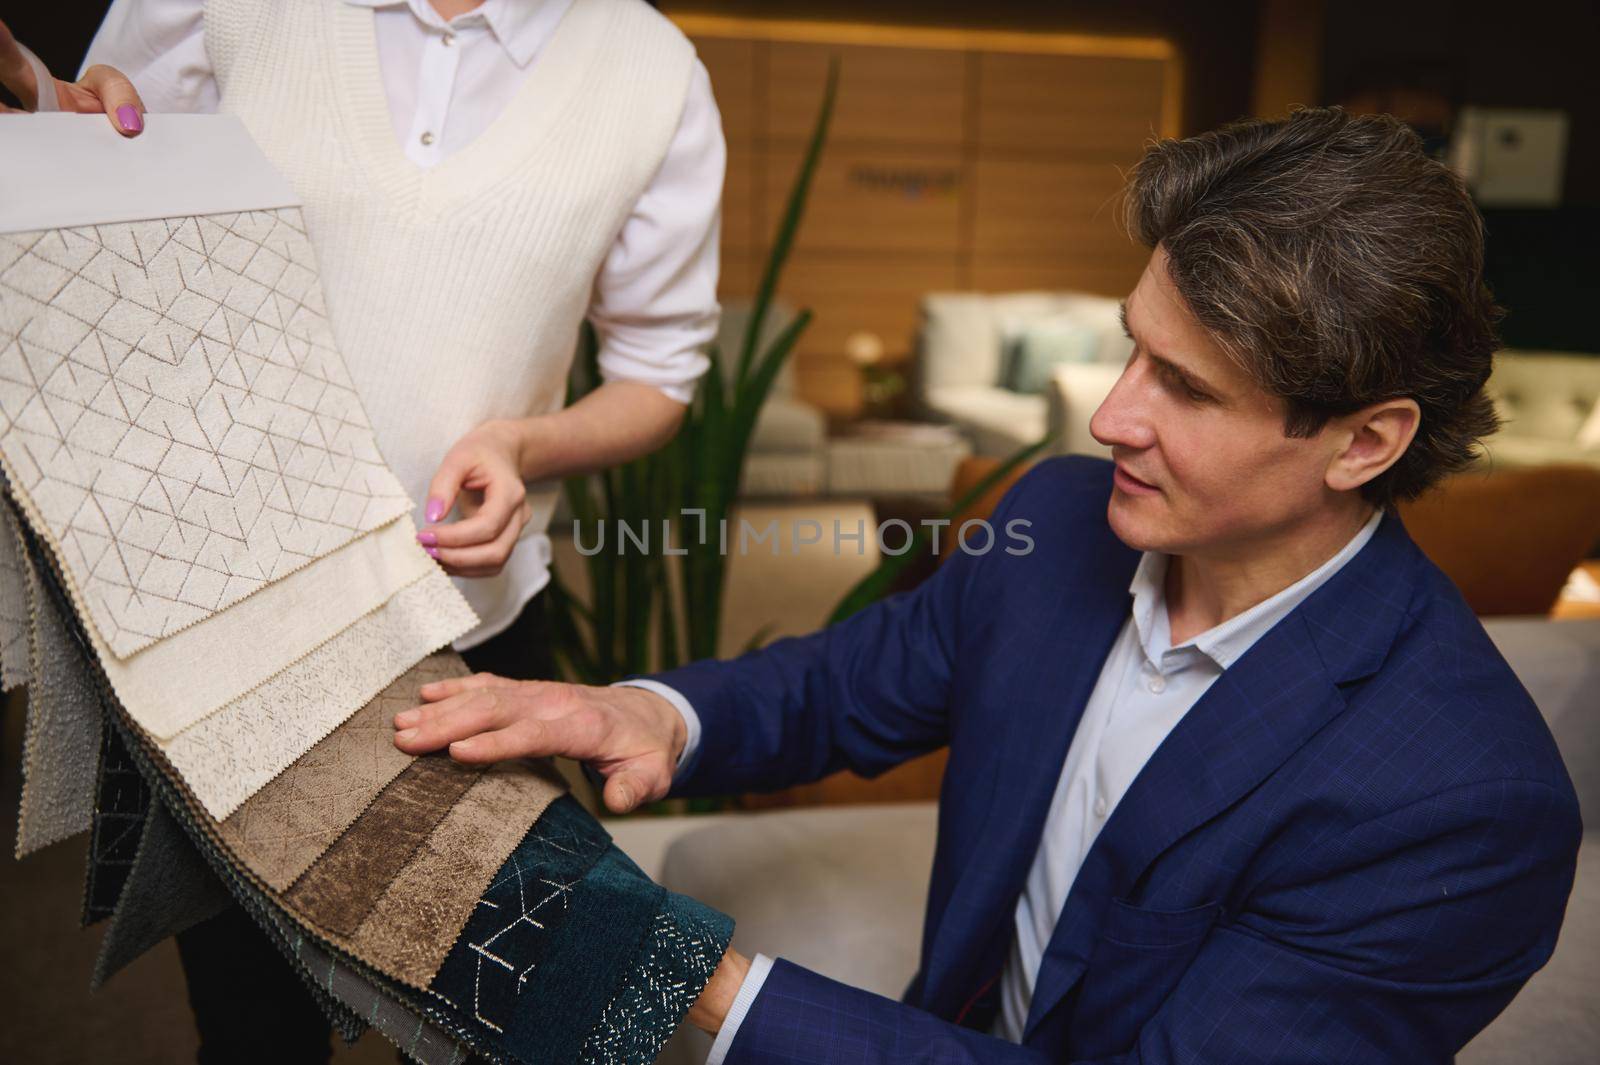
[419,420,533,577]
[0,19,145,134]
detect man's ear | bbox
[1325,398,1420,493]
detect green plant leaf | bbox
[737,58,838,387]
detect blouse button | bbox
[420,131,436,147]
[1146,673,1166,694]
[1093,795,1108,818]
[442,32,457,47]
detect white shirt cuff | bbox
[21,43,58,112]
[609,678,701,778]
[706,952,775,1065]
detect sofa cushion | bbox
[1486,351,1600,444]
[1003,318,1102,395]
[918,291,1133,398]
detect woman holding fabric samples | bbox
[9,0,727,1059]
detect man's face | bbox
[1089,246,1340,558]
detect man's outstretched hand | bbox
[394,675,753,1033]
[393,674,686,816]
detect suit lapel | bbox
[1021,509,1421,1042]
[921,527,1138,1018]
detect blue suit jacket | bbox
[649,456,1581,1064]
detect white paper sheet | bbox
[0,113,299,234]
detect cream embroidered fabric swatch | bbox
[0,209,413,658]
[98,512,434,744]
[160,564,475,819]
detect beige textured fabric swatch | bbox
[215,652,469,892]
[10,507,103,857]
[349,757,567,988]
[97,514,433,742]
[0,211,414,659]
[161,566,478,820]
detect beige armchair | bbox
[1481,351,1600,469]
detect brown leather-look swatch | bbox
[286,754,481,936]
[350,757,568,988]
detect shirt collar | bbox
[342,0,568,68]
[1128,507,1385,672]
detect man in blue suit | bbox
[394,107,1581,1062]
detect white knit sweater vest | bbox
[201,0,695,642]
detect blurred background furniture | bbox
[822,420,972,498]
[1480,351,1600,469]
[913,291,1133,457]
[1397,464,1600,615]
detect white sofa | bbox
[914,291,1133,458]
[1481,352,1600,469]
[609,616,1600,1064]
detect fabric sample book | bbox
[1,114,731,1063]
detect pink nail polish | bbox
[426,498,446,523]
[417,530,438,547]
[116,106,142,133]
[426,546,440,559]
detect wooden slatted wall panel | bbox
[679,17,1179,416]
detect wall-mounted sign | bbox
[848,165,961,201]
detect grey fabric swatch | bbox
[0,493,30,690]
[15,525,103,857]
[287,933,469,1065]
[91,794,231,989]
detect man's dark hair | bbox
[1123,106,1502,507]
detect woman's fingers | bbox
[434,498,528,575]
[71,64,144,135]
[428,476,525,550]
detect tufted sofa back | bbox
[1486,351,1600,444]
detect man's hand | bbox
[0,19,145,133]
[393,674,686,814]
[687,947,752,1035]
[418,420,533,578]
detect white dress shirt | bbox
[80,0,721,407]
[623,507,1382,1061]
